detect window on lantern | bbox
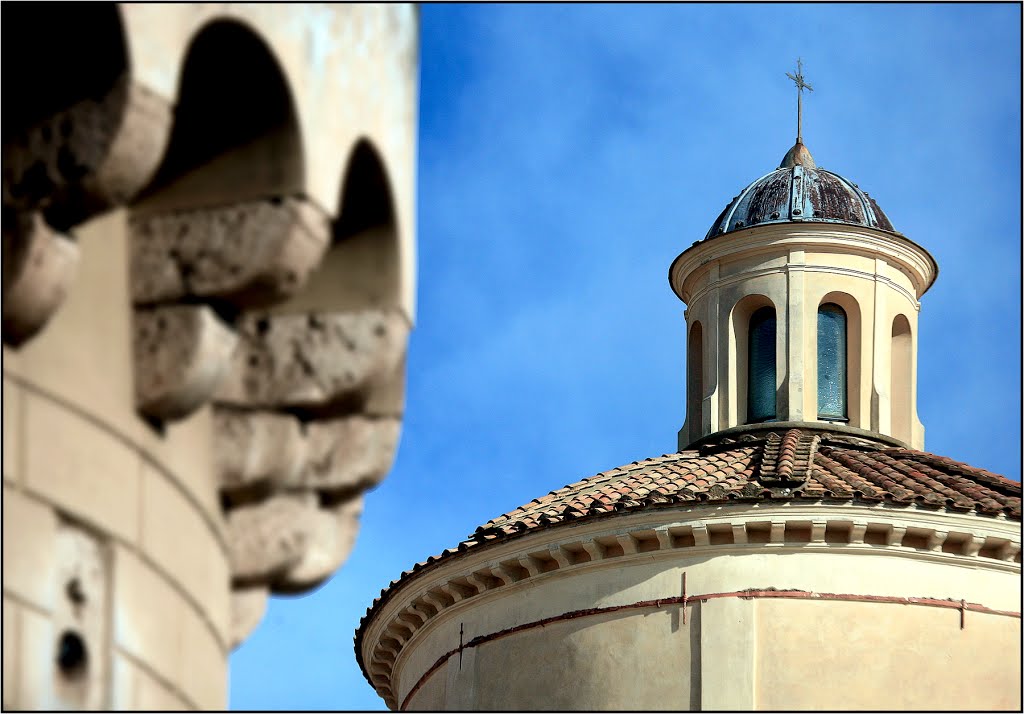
[817,303,848,421]
[747,306,776,423]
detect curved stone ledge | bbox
[215,309,407,411]
[2,211,79,346]
[129,197,331,307]
[3,75,171,229]
[358,505,1022,707]
[133,305,238,420]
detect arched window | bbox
[747,307,776,423]
[891,315,912,442]
[817,303,847,420]
[687,321,703,440]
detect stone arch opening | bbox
[686,320,704,444]
[270,138,400,315]
[817,291,863,428]
[729,294,777,426]
[135,18,304,211]
[891,314,913,444]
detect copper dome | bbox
[704,142,896,240]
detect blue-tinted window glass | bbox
[747,307,776,423]
[817,303,847,420]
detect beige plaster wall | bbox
[676,224,934,449]
[3,211,229,709]
[369,504,1019,711]
[756,599,1021,710]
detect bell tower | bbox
[670,62,938,450]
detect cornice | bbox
[668,223,939,305]
[357,500,1021,709]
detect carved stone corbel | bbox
[2,211,79,346]
[3,75,171,228]
[133,305,237,420]
[129,197,331,307]
[214,407,307,495]
[271,495,363,592]
[214,309,407,410]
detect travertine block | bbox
[214,407,307,494]
[15,607,56,709]
[226,492,318,583]
[140,464,230,640]
[2,597,18,708]
[111,546,185,688]
[130,197,330,307]
[180,604,228,709]
[2,377,20,483]
[139,404,222,532]
[3,487,58,608]
[111,653,190,710]
[274,496,364,592]
[2,75,171,228]
[215,309,406,410]
[301,416,399,495]
[1,211,79,347]
[23,394,140,542]
[134,304,237,420]
[229,585,269,650]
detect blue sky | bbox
[229,4,1021,709]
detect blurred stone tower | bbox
[2,5,417,709]
[356,69,1020,710]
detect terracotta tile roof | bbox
[468,429,1020,543]
[355,427,1020,687]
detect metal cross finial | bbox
[786,58,814,143]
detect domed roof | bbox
[355,424,1020,691]
[704,142,896,240]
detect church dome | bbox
[704,142,896,240]
[355,423,1022,703]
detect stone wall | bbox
[2,4,417,709]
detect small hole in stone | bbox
[66,578,86,605]
[248,354,260,368]
[269,196,283,206]
[374,324,387,338]
[256,318,270,336]
[56,631,88,678]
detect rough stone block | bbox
[273,495,363,592]
[229,585,269,650]
[214,407,307,495]
[226,492,318,584]
[2,211,79,347]
[215,309,406,411]
[23,394,140,542]
[140,463,230,641]
[300,416,400,496]
[134,304,237,421]
[130,197,330,307]
[180,600,228,709]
